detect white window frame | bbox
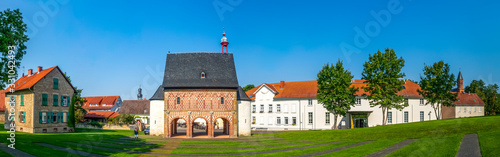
[387,112,392,124]
[308,99,313,106]
[283,104,288,113]
[404,111,408,123]
[42,112,47,123]
[276,117,281,125]
[420,99,424,105]
[308,112,313,124]
[268,116,273,125]
[277,104,281,112]
[284,117,288,124]
[355,98,361,106]
[325,112,330,124]
[269,104,273,113]
[420,111,424,121]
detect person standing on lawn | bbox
[134,127,139,140]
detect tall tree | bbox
[317,60,358,129]
[242,84,255,92]
[417,61,457,120]
[465,80,499,115]
[65,72,86,128]
[0,9,29,90]
[361,48,406,125]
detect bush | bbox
[108,114,135,125]
[89,121,104,128]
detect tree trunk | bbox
[433,103,440,120]
[333,114,338,130]
[382,107,386,125]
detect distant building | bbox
[246,80,437,130]
[3,66,75,133]
[121,100,150,124]
[82,96,122,122]
[442,71,485,119]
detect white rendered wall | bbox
[150,100,164,136]
[237,100,251,136]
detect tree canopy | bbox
[361,48,406,125]
[465,80,499,115]
[242,84,255,92]
[0,9,29,90]
[317,60,358,129]
[418,61,457,120]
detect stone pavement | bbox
[457,134,481,157]
[0,143,35,157]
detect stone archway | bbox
[170,118,187,138]
[192,117,209,138]
[214,117,231,138]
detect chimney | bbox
[38,66,43,72]
[280,81,285,89]
[22,73,24,77]
[28,69,33,75]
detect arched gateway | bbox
[150,52,251,138]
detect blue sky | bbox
[1,0,499,100]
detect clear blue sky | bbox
[2,0,499,100]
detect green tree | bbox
[0,9,29,90]
[65,72,86,127]
[242,84,255,92]
[417,61,457,120]
[465,80,499,115]
[317,60,358,129]
[361,48,406,125]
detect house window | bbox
[268,104,273,113]
[277,104,281,112]
[404,98,409,105]
[201,72,206,79]
[176,97,180,104]
[464,107,467,112]
[474,107,477,112]
[63,112,68,122]
[252,116,256,124]
[458,107,461,113]
[276,117,281,125]
[308,99,313,106]
[325,112,330,124]
[53,78,59,89]
[252,105,256,113]
[420,99,424,105]
[62,96,67,106]
[284,117,289,124]
[42,94,48,106]
[19,111,25,123]
[53,94,59,106]
[259,117,264,125]
[260,104,264,113]
[21,95,24,106]
[53,112,58,123]
[221,97,224,104]
[40,112,47,123]
[387,112,392,124]
[420,111,424,121]
[479,107,482,112]
[308,112,313,124]
[292,117,297,125]
[355,98,361,105]
[404,111,408,123]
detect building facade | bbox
[121,100,150,124]
[82,96,122,122]
[3,66,75,133]
[246,80,439,130]
[442,71,485,119]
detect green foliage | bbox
[108,114,135,125]
[418,61,457,120]
[361,48,406,125]
[65,72,86,127]
[317,60,358,129]
[465,80,499,115]
[89,121,104,128]
[0,9,29,90]
[242,84,255,92]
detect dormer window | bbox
[201,72,206,79]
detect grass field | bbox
[0,115,499,156]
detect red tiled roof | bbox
[246,80,422,99]
[84,111,119,119]
[0,91,5,112]
[3,66,75,93]
[82,96,119,110]
[454,92,485,106]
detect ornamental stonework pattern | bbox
[165,89,236,111]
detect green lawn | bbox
[0,115,498,156]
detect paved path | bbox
[295,141,373,157]
[457,134,482,157]
[366,139,418,157]
[36,143,106,157]
[158,141,314,151]
[0,143,35,157]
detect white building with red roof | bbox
[82,96,122,122]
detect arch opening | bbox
[171,118,187,137]
[192,118,208,138]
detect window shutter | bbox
[68,96,71,106]
[39,112,42,123]
[49,112,53,123]
[42,94,48,106]
[67,112,70,122]
[21,95,24,106]
[53,78,59,89]
[53,95,58,106]
[18,111,20,122]
[23,112,25,123]
[61,96,64,106]
[59,112,63,122]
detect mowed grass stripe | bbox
[36,143,107,157]
[165,141,338,154]
[179,139,297,146]
[319,139,404,157]
[175,140,312,149]
[108,139,167,144]
[387,134,462,157]
[240,141,357,157]
[478,130,500,157]
[67,141,159,151]
[100,140,163,147]
[165,141,314,151]
[66,142,153,153]
[39,141,120,156]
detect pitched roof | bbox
[237,86,251,101]
[120,100,150,114]
[82,96,120,110]
[3,66,76,93]
[454,92,485,106]
[84,111,119,119]
[245,80,423,99]
[149,85,164,100]
[163,53,239,88]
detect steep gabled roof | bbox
[163,53,239,88]
[82,96,120,110]
[3,66,76,93]
[237,86,251,101]
[120,100,150,114]
[149,85,164,100]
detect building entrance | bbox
[352,113,368,128]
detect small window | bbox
[420,99,424,105]
[260,104,264,113]
[53,94,59,106]
[177,97,180,104]
[387,112,392,123]
[276,117,281,125]
[53,78,59,89]
[355,98,361,105]
[404,98,409,105]
[292,117,297,125]
[252,116,256,124]
[308,112,313,124]
[325,112,330,124]
[221,97,224,104]
[404,111,408,123]
[201,72,206,79]
[268,104,273,113]
[308,99,313,106]
[284,117,289,124]
[277,104,281,112]
[252,105,256,113]
[42,94,48,106]
[420,111,424,121]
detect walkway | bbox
[457,134,482,157]
[365,139,417,157]
[0,143,35,157]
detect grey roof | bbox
[163,53,239,88]
[237,86,251,101]
[149,85,164,100]
[458,71,463,80]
